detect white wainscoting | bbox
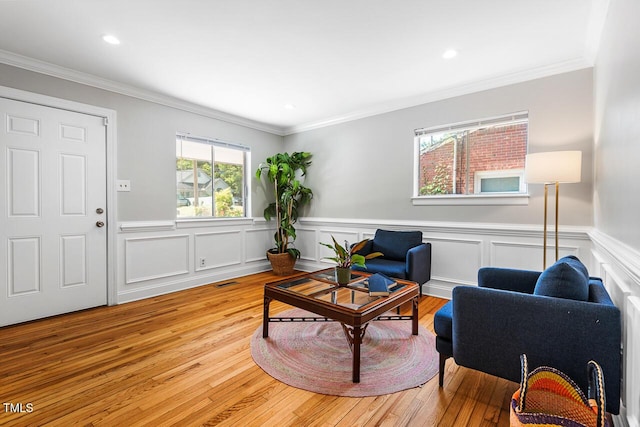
[590,230,640,427]
[116,219,273,303]
[295,217,593,299]
[626,297,640,427]
[116,217,592,302]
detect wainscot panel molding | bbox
[296,228,318,262]
[295,217,593,300]
[490,240,581,272]
[589,229,640,427]
[124,235,190,284]
[245,227,276,263]
[116,219,274,303]
[194,230,243,271]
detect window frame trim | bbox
[176,132,251,220]
[413,111,529,204]
[414,111,528,136]
[411,193,529,206]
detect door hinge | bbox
[103,117,109,126]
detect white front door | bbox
[0,97,107,326]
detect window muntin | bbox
[415,112,528,197]
[176,134,249,218]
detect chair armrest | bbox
[477,267,540,294]
[452,285,621,414]
[406,243,431,284]
[589,279,614,305]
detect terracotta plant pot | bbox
[267,251,296,275]
[335,267,351,285]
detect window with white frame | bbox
[176,133,250,218]
[414,112,528,197]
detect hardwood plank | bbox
[0,270,517,426]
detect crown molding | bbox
[0,49,287,136]
[283,57,593,135]
[0,49,593,138]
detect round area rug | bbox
[250,308,438,397]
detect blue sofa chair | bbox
[352,229,431,296]
[434,256,621,414]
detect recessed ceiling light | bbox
[284,104,296,110]
[442,49,458,59]
[102,34,121,45]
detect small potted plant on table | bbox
[319,236,383,285]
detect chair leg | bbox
[439,354,448,387]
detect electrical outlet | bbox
[117,180,131,192]
[199,257,206,267]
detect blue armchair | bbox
[352,229,431,296]
[434,257,621,414]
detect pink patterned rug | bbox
[250,308,438,396]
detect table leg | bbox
[353,325,361,383]
[412,297,419,335]
[263,296,271,338]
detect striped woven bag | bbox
[510,354,609,427]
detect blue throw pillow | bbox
[558,255,589,281]
[533,257,589,301]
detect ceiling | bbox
[0,0,607,135]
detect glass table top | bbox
[271,269,408,310]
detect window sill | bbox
[176,217,254,229]
[411,194,530,206]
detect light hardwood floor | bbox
[0,271,516,426]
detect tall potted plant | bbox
[256,152,313,275]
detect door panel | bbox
[1,97,107,326]
[7,147,40,216]
[8,237,40,295]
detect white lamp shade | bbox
[525,151,582,184]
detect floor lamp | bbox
[525,151,582,269]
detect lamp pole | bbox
[543,183,548,269]
[554,181,559,263]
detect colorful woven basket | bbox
[510,354,609,427]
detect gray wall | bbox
[593,0,640,252]
[285,69,594,226]
[0,63,284,221]
[0,63,597,228]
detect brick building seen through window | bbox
[416,114,528,196]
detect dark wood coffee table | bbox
[262,268,420,383]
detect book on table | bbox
[367,273,396,296]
